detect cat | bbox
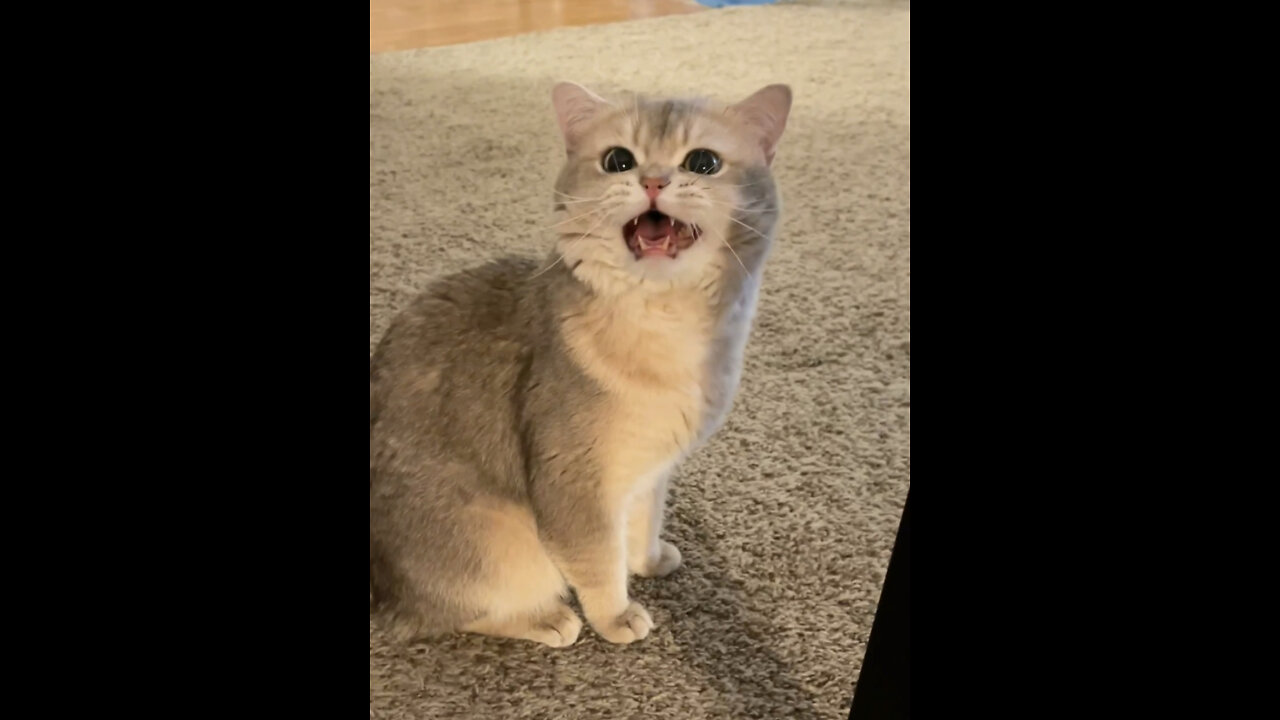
[369,81,791,647]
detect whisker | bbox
[548,207,608,229]
[723,214,771,242]
[668,193,776,213]
[530,254,565,279]
[698,197,780,213]
[558,210,612,242]
[534,209,614,279]
[702,224,750,280]
[555,197,609,205]
[553,190,607,201]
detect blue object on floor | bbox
[696,0,778,7]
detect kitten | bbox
[369,82,791,647]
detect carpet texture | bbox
[369,3,910,718]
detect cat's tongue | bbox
[635,214,673,241]
[634,213,676,257]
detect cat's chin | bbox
[623,209,700,261]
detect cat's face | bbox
[549,83,791,292]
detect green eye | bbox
[602,147,636,173]
[681,149,721,175]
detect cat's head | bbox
[549,82,791,293]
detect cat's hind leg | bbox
[461,601,582,648]
[457,498,582,648]
[371,467,577,646]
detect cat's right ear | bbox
[551,82,610,152]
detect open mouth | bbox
[623,209,701,260]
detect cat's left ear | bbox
[728,84,792,166]
[551,82,611,152]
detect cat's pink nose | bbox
[642,177,670,201]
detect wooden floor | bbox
[370,0,705,53]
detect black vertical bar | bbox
[849,489,911,719]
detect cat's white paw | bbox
[529,604,583,648]
[591,601,654,644]
[630,540,683,578]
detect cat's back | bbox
[370,257,542,454]
[372,257,539,372]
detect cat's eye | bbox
[681,149,721,175]
[601,147,636,173]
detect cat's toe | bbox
[591,601,654,644]
[532,604,583,648]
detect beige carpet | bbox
[369,3,909,718]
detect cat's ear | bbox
[551,82,611,151]
[728,84,792,166]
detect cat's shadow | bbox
[628,501,827,720]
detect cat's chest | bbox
[598,387,703,489]
[562,290,714,396]
[563,291,713,482]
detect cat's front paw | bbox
[630,540,683,578]
[590,601,654,644]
